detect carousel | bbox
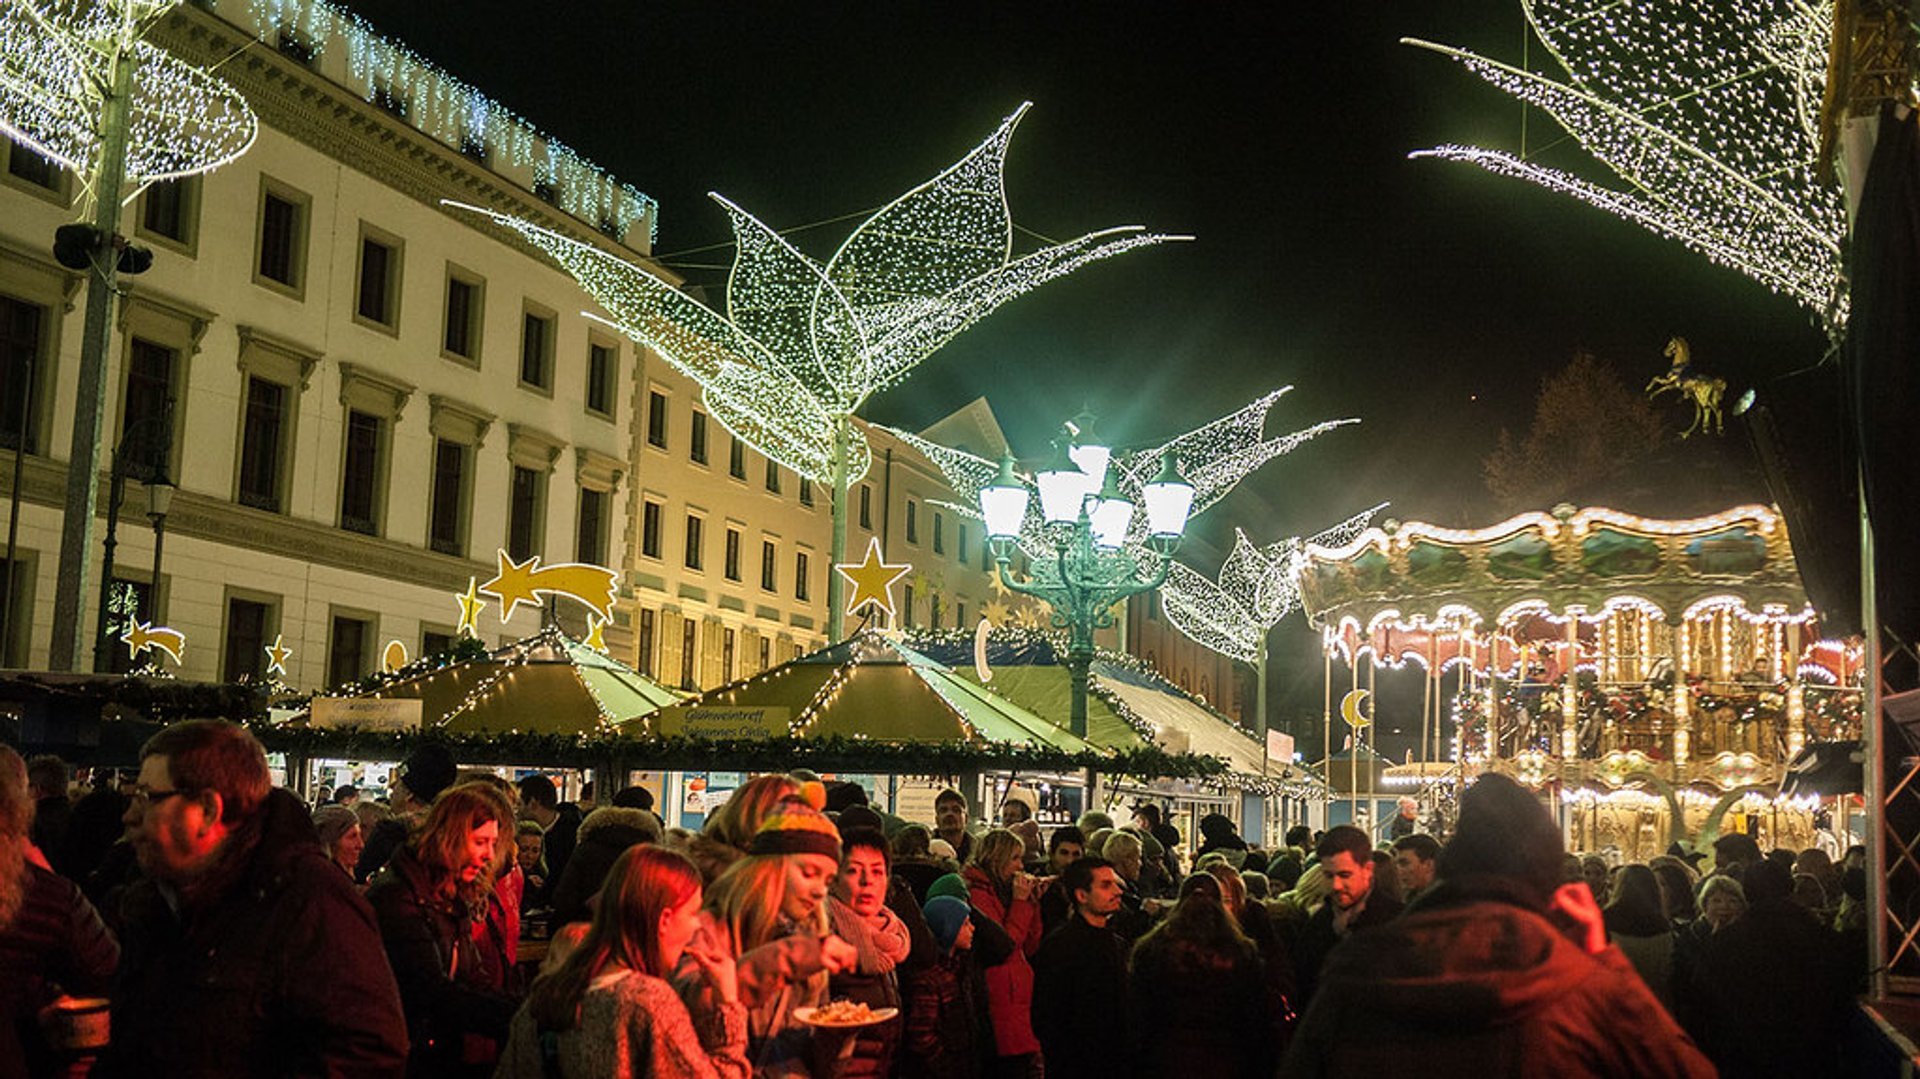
[1296,503,1864,860]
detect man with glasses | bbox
[101,719,408,1075]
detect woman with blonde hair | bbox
[674,796,858,1077]
[367,780,521,1076]
[964,828,1045,1077]
[499,845,748,1078]
[688,774,801,884]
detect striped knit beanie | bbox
[749,795,843,860]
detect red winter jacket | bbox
[1280,879,1714,1079]
[963,864,1043,1057]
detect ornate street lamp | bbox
[979,430,1193,738]
[93,402,173,672]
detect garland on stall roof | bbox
[242,723,1233,779]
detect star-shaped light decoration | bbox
[479,549,618,623]
[983,599,1014,626]
[264,633,291,676]
[122,619,185,665]
[456,577,484,638]
[583,616,608,653]
[835,538,912,626]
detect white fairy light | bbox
[1406,1,1851,333]
[451,102,1183,483]
[0,0,257,189]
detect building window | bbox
[139,177,197,248]
[519,307,554,390]
[679,619,696,690]
[641,500,662,559]
[222,596,272,682]
[902,584,915,629]
[428,438,468,556]
[729,437,746,479]
[421,629,454,658]
[905,500,918,544]
[508,465,544,560]
[646,391,668,448]
[684,514,704,570]
[764,459,781,495]
[122,338,174,466]
[586,342,615,417]
[339,409,383,534]
[0,296,43,453]
[859,484,872,529]
[724,527,742,582]
[232,377,291,514]
[328,613,372,687]
[442,271,482,362]
[958,524,969,565]
[5,141,59,191]
[760,540,776,592]
[758,635,770,671]
[576,487,608,565]
[723,628,736,683]
[690,410,708,464]
[255,181,308,292]
[636,608,656,676]
[956,601,967,628]
[933,511,945,554]
[799,478,813,507]
[354,228,402,329]
[795,552,810,602]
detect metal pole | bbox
[49,28,137,671]
[826,415,850,641]
[1862,475,1887,998]
[1256,638,1269,773]
[91,462,125,673]
[148,511,165,619]
[1,353,31,665]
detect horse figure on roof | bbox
[1646,336,1726,438]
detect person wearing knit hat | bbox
[923,896,974,953]
[1280,774,1714,1078]
[927,871,971,904]
[677,796,860,1077]
[901,894,981,1078]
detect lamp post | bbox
[977,426,1194,738]
[92,402,173,672]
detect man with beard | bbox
[1031,856,1132,1079]
[1294,825,1403,1004]
[101,720,407,1075]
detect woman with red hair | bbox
[499,845,747,1077]
[367,781,522,1077]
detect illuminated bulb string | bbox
[1405,1,1851,333]
[450,103,1180,483]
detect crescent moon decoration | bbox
[382,640,408,673]
[1340,688,1373,729]
[973,618,993,682]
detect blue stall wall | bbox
[1241,792,1265,847]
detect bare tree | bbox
[1483,352,1667,512]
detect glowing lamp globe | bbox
[979,454,1031,540]
[1066,441,1111,486]
[1089,473,1134,549]
[1036,443,1093,525]
[1142,451,1195,539]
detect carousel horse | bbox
[1645,336,1726,438]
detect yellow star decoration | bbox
[834,537,912,625]
[983,600,1013,626]
[264,634,292,676]
[988,570,1012,599]
[456,578,484,638]
[479,549,618,623]
[584,616,608,652]
[122,620,186,665]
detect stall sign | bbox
[310,698,424,731]
[656,706,788,739]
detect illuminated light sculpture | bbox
[1405,1,1848,333]
[264,633,291,676]
[1297,502,1864,859]
[26,0,262,670]
[834,538,913,626]
[450,102,1185,638]
[121,618,185,665]
[479,550,618,624]
[455,577,483,638]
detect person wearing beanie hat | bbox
[674,796,860,1078]
[1280,774,1714,1078]
[355,742,459,880]
[927,871,971,904]
[902,894,981,1079]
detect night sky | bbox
[337,2,1832,747]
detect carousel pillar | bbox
[1562,613,1580,760]
[1786,622,1806,759]
[1485,631,1500,760]
[1322,643,1334,819]
[1671,617,1692,773]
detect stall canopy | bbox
[317,627,684,735]
[641,631,1095,751]
[1779,740,1863,798]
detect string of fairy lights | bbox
[450,103,1182,485]
[0,0,257,192]
[1405,1,1851,332]
[225,0,657,239]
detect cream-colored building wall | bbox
[0,5,658,686]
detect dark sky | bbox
[339,2,1831,745]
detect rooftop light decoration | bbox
[453,102,1182,637]
[1407,1,1848,334]
[0,0,257,191]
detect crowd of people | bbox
[0,720,1874,1077]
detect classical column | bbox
[1672,616,1691,771]
[1563,611,1581,759]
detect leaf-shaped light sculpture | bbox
[1406,1,1846,333]
[0,0,257,188]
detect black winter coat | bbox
[1030,916,1131,1079]
[100,788,409,1077]
[1,862,118,1079]
[545,807,657,926]
[1292,886,1403,1004]
[364,847,521,1077]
